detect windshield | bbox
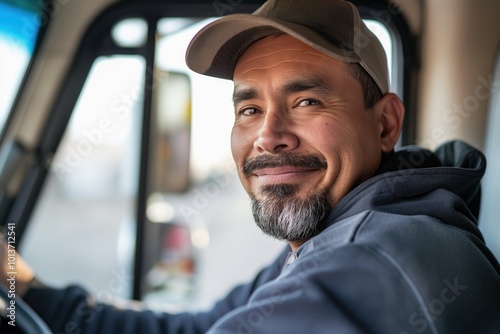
[0,0,43,134]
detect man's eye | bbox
[240,107,258,116]
[298,99,319,107]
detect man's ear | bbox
[374,93,405,153]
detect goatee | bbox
[244,153,331,242]
[250,183,331,241]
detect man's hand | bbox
[0,233,35,298]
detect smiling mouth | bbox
[243,153,327,185]
[243,153,327,179]
[252,166,322,184]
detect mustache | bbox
[243,153,327,175]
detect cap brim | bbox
[185,14,361,80]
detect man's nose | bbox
[253,111,299,154]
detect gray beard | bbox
[251,184,331,242]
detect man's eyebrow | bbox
[281,78,332,96]
[233,85,259,106]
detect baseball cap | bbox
[185,0,389,94]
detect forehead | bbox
[233,34,355,95]
[234,34,349,76]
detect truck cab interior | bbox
[0,0,499,332]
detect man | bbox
[2,0,500,333]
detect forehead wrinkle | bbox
[236,48,328,72]
[236,37,330,64]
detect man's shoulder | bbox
[293,209,497,297]
[310,210,452,253]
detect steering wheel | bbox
[0,285,52,334]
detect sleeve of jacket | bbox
[22,247,290,334]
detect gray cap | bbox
[185,0,389,94]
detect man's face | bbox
[231,34,383,244]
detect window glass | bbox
[0,1,42,134]
[365,20,395,92]
[479,47,500,260]
[21,55,145,299]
